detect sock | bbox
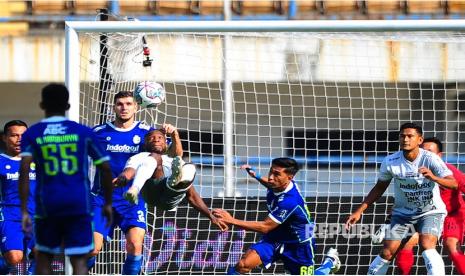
[314,258,334,275]
[0,256,12,275]
[87,256,96,270]
[422,249,445,275]
[449,251,465,275]
[227,266,240,275]
[395,249,414,275]
[367,255,390,275]
[27,258,36,275]
[122,254,143,275]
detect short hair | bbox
[399,122,423,136]
[271,157,300,176]
[423,137,443,153]
[41,83,69,113]
[114,91,134,103]
[3,120,27,134]
[146,129,166,138]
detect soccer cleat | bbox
[325,247,341,274]
[167,156,185,188]
[124,186,139,205]
[371,224,389,245]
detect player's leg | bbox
[0,220,26,273]
[229,239,276,274]
[417,213,446,275]
[395,232,418,275]
[442,212,465,274]
[63,214,94,274]
[34,217,62,274]
[315,248,340,275]
[88,195,116,270]
[368,214,410,275]
[35,252,54,274]
[229,249,263,274]
[119,202,147,275]
[166,157,196,190]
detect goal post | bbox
[65,20,465,275]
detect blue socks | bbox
[122,254,143,275]
[27,259,36,275]
[0,256,12,275]
[227,266,240,275]
[314,258,334,275]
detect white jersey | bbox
[125,152,174,192]
[378,148,452,219]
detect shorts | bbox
[250,239,314,275]
[35,214,93,255]
[141,178,187,210]
[387,213,445,241]
[0,220,34,253]
[93,194,146,240]
[442,211,465,243]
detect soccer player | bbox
[213,158,338,275]
[383,137,465,275]
[90,91,180,274]
[113,129,228,231]
[345,122,457,275]
[18,83,113,274]
[0,120,36,274]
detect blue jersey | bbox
[92,121,152,202]
[20,116,109,218]
[0,154,36,221]
[264,180,313,244]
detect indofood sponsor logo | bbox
[106,144,139,153]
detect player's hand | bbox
[345,211,362,230]
[210,215,229,232]
[162,123,178,136]
[240,164,257,178]
[102,204,113,228]
[113,175,128,187]
[21,212,32,237]
[212,209,234,224]
[419,167,436,181]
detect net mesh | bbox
[73,29,465,275]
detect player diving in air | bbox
[114,127,228,231]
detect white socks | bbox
[422,249,445,275]
[132,156,157,192]
[367,255,390,275]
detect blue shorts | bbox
[35,214,94,255]
[0,220,34,253]
[250,239,314,275]
[92,195,146,240]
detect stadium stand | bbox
[406,0,445,14]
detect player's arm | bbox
[163,123,183,157]
[18,156,33,232]
[240,164,270,188]
[419,167,457,189]
[213,209,279,234]
[97,160,113,226]
[345,179,390,230]
[186,186,228,231]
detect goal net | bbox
[65,21,465,275]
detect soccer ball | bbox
[133,81,166,108]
